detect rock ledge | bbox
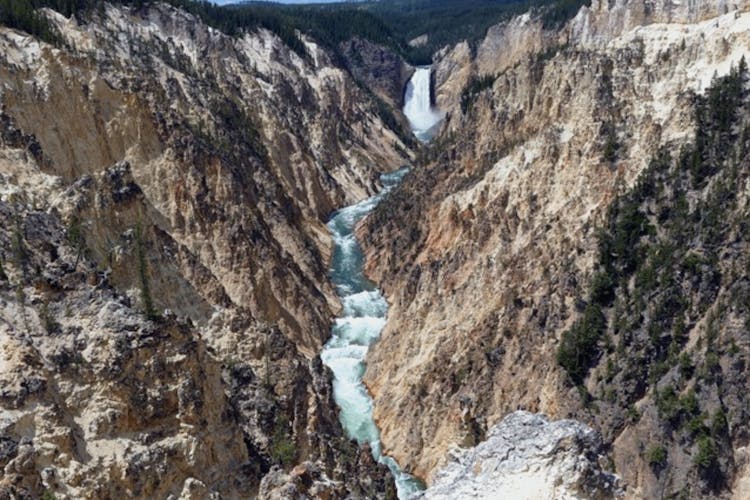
[418,411,622,500]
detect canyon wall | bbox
[0,2,411,497]
[362,0,750,497]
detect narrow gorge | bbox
[321,166,417,498]
[2,0,750,499]
[321,67,441,499]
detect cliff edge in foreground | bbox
[418,411,621,500]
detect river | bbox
[320,66,441,499]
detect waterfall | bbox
[403,67,442,142]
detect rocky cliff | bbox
[339,37,415,111]
[0,2,411,498]
[361,0,750,497]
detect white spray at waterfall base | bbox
[403,67,443,142]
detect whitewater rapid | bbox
[321,67,439,498]
[320,168,423,498]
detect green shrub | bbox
[694,435,718,470]
[679,352,694,379]
[646,443,667,469]
[460,74,497,114]
[647,360,669,385]
[67,216,87,268]
[598,202,653,277]
[557,303,606,384]
[711,408,728,437]
[603,123,619,163]
[699,351,721,382]
[270,415,296,466]
[682,252,705,274]
[589,271,615,306]
[686,414,707,437]
[680,389,700,415]
[656,385,680,423]
[626,404,641,423]
[728,341,740,356]
[134,223,158,321]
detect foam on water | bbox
[321,168,423,498]
[342,290,388,317]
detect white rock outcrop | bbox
[417,411,621,500]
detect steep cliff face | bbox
[339,37,415,110]
[361,0,750,496]
[0,196,249,498]
[0,193,392,498]
[570,0,749,48]
[432,41,472,113]
[0,2,411,497]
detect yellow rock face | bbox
[360,0,750,493]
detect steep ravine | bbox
[321,67,442,499]
[321,168,419,499]
[361,0,750,497]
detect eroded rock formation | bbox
[417,411,621,500]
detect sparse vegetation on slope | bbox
[460,73,497,114]
[560,58,750,495]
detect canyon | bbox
[2,0,750,499]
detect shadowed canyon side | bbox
[0,2,414,498]
[362,0,750,498]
